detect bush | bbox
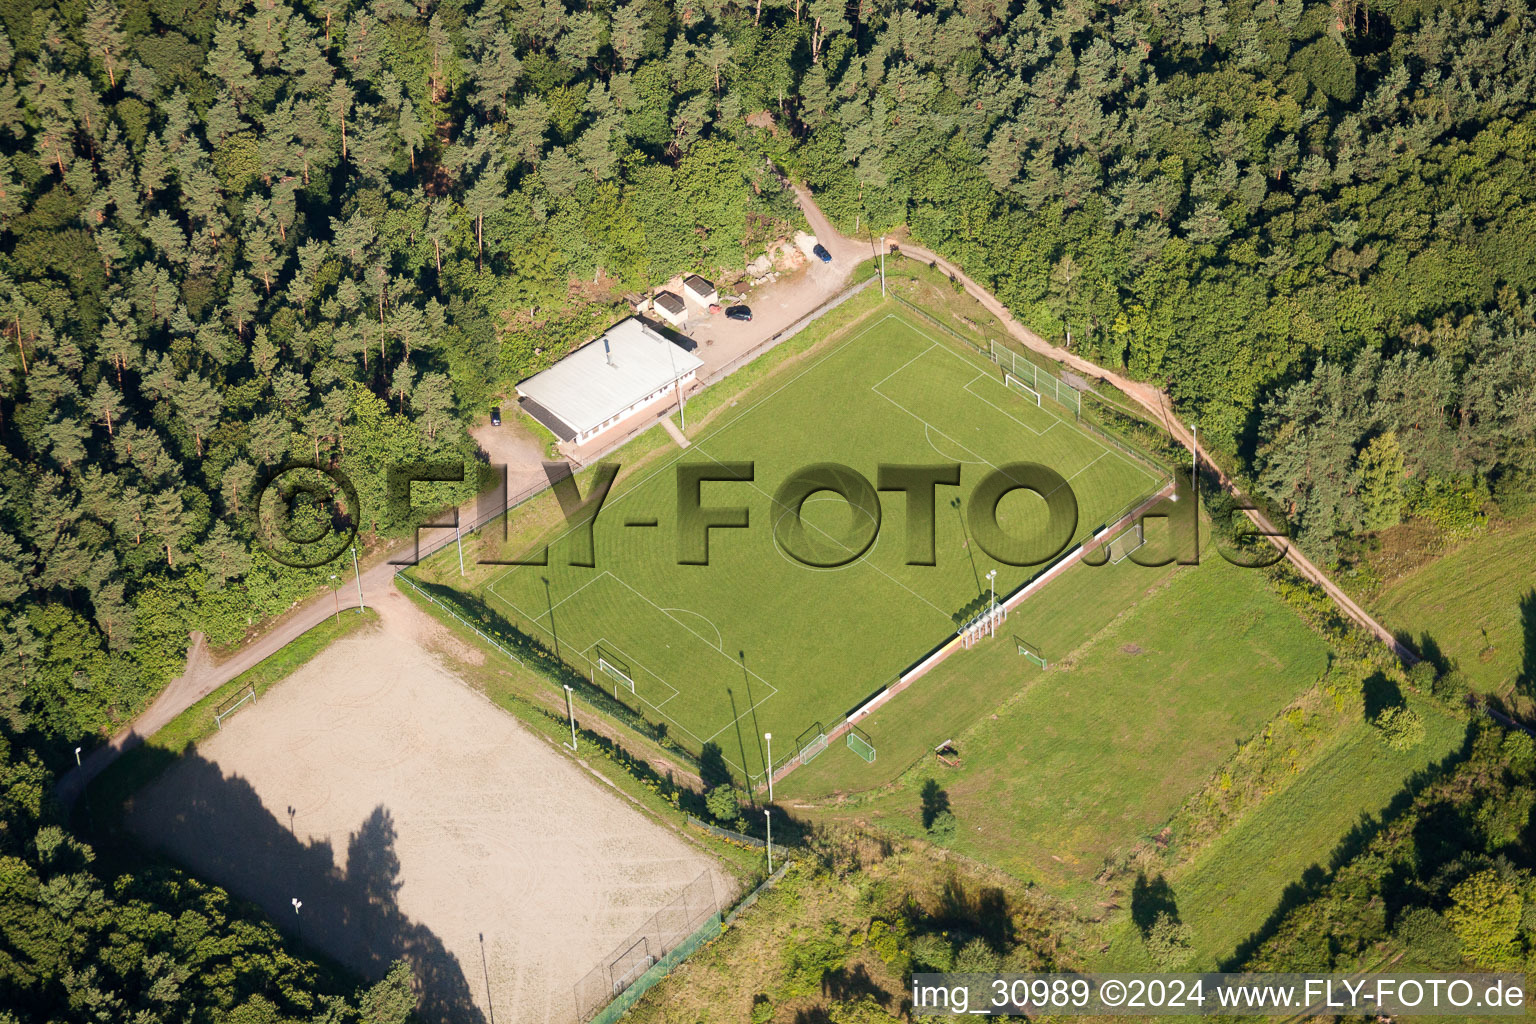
[782,929,848,997]
[1393,907,1462,968]
[927,809,958,842]
[1408,477,1488,536]
[1503,731,1536,773]
[910,933,954,972]
[1145,911,1194,969]
[1373,704,1427,751]
[1406,660,1437,691]
[705,786,740,821]
[953,937,1001,973]
[1432,669,1469,703]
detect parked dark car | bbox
[725,305,753,322]
[490,407,501,426]
[812,243,832,263]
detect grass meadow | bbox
[1167,699,1468,965]
[453,310,1162,784]
[790,538,1333,899]
[1373,517,1536,694]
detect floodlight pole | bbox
[330,575,340,623]
[1191,422,1198,508]
[351,545,365,612]
[455,515,465,576]
[880,236,886,296]
[563,685,577,751]
[664,327,686,432]
[764,732,773,803]
[986,569,997,637]
[765,809,773,873]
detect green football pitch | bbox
[481,311,1163,783]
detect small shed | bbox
[683,274,718,306]
[653,290,688,327]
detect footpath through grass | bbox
[87,609,378,818]
[1373,516,1536,694]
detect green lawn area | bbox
[1374,518,1536,694]
[1170,700,1468,965]
[777,548,1182,798]
[456,309,1162,785]
[793,545,1332,900]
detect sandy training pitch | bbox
[126,605,729,1024]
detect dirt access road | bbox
[855,228,1416,664]
[58,183,1412,808]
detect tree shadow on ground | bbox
[823,962,890,1005]
[125,752,485,1024]
[1362,671,1405,721]
[1519,589,1535,696]
[920,779,950,830]
[1220,725,1474,970]
[1130,873,1180,935]
[936,875,1015,951]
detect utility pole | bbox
[1192,422,1199,506]
[351,545,365,611]
[765,809,773,873]
[879,236,886,296]
[455,516,465,576]
[564,685,577,751]
[330,575,340,623]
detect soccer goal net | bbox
[599,657,635,694]
[847,729,877,763]
[214,683,257,729]
[990,343,1082,416]
[1004,372,1040,406]
[609,938,655,996]
[1107,521,1146,565]
[1014,635,1048,669]
[795,721,829,766]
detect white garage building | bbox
[516,318,703,447]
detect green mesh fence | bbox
[589,913,722,1024]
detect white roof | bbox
[515,318,702,436]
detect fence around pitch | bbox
[580,862,795,1024]
[573,871,719,1022]
[686,815,766,849]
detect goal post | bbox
[598,657,635,695]
[847,727,876,763]
[609,938,655,996]
[214,683,257,730]
[1108,521,1146,565]
[1003,372,1040,406]
[1013,635,1048,670]
[794,721,828,765]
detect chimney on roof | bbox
[603,337,614,367]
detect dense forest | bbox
[3,0,1535,1013]
[4,0,1535,759]
[783,0,1536,560]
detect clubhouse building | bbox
[516,317,702,446]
